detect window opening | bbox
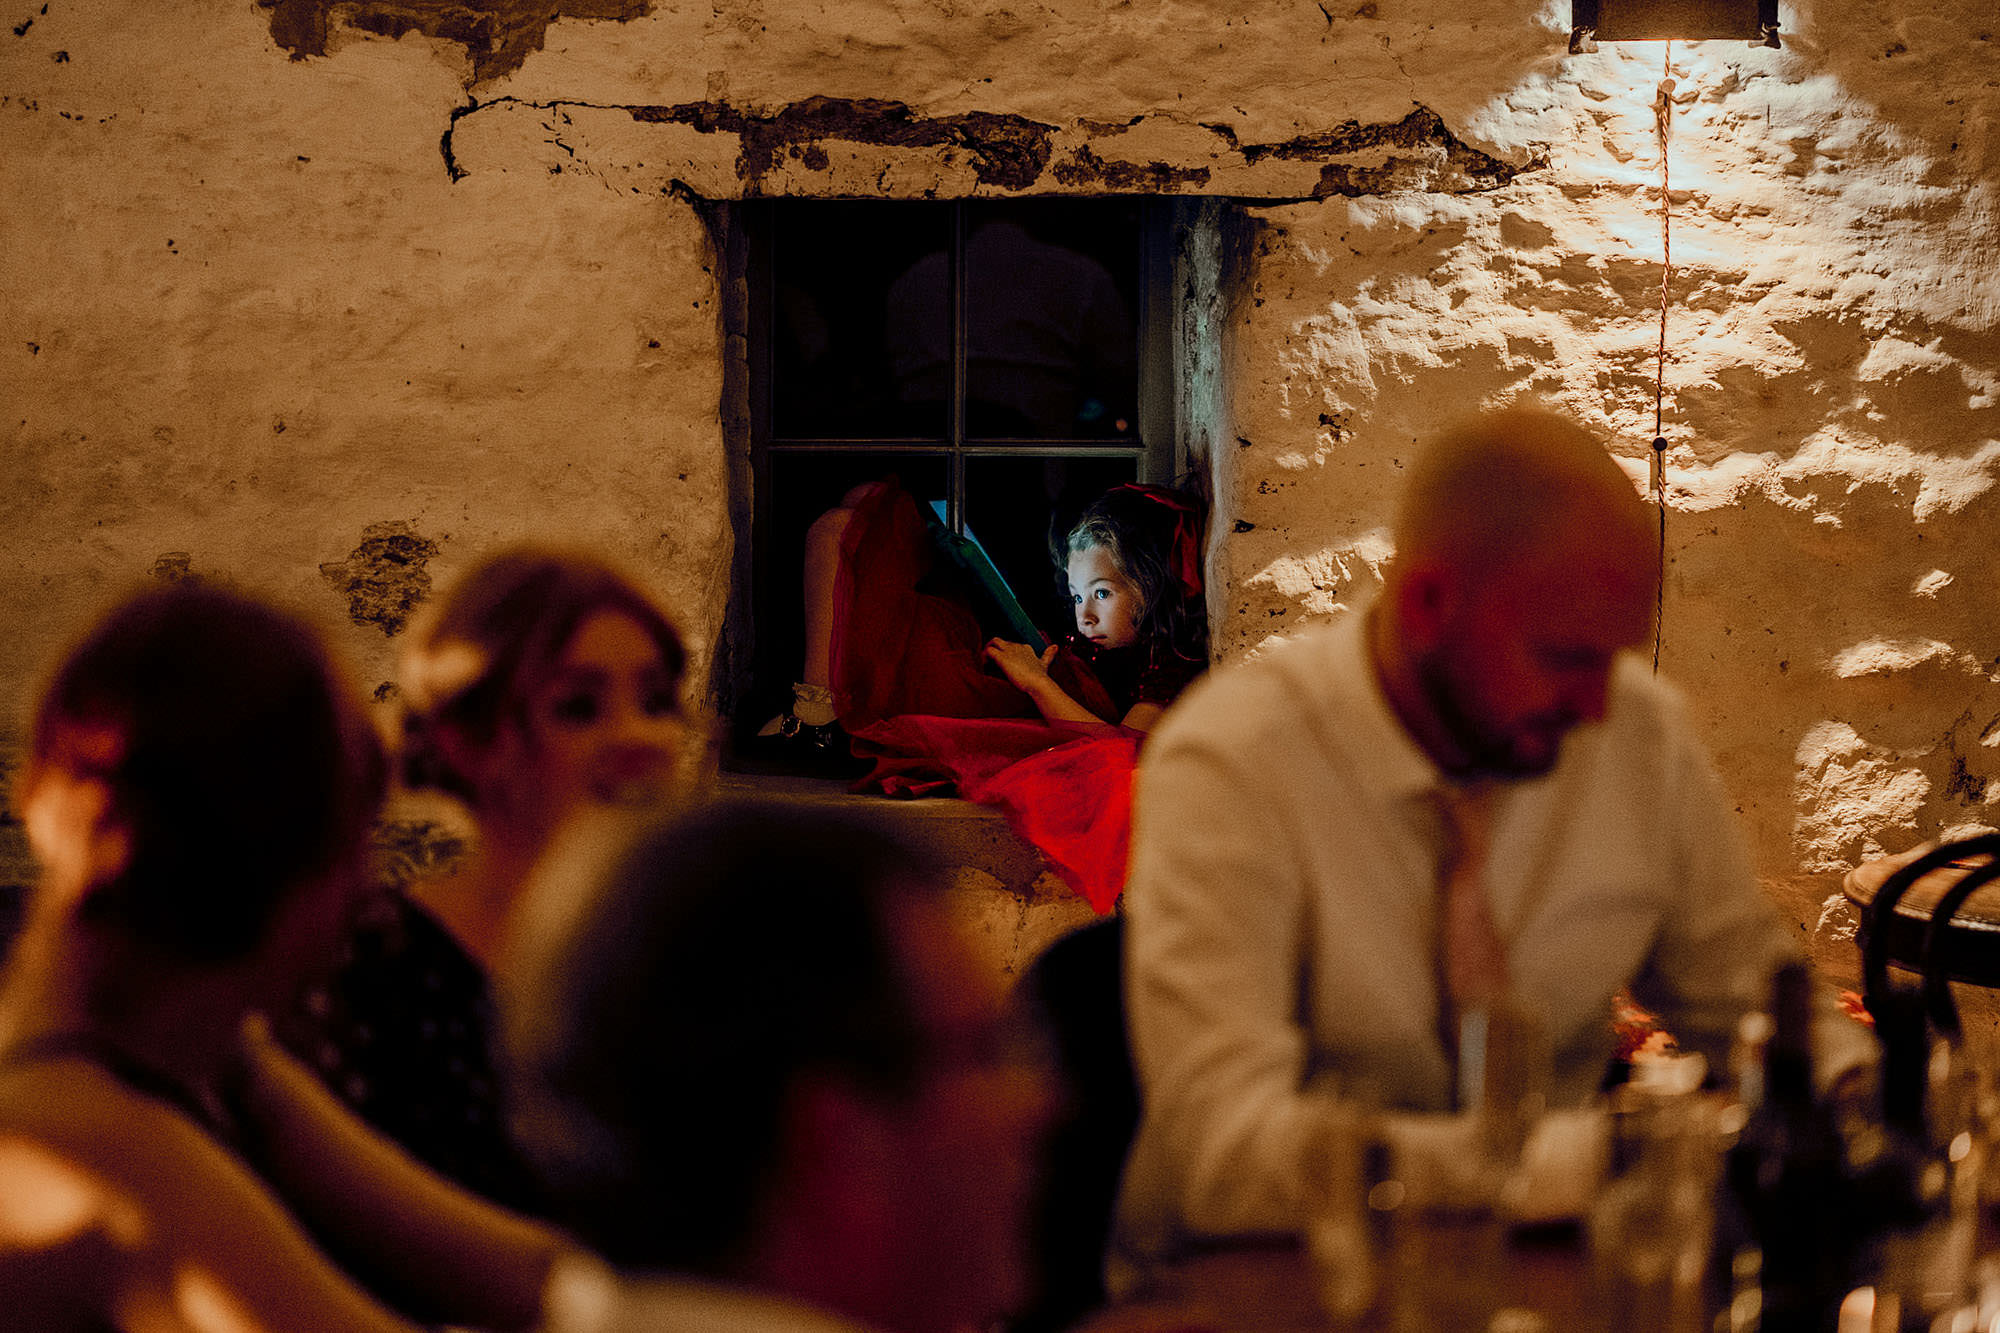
[738,198,1173,753]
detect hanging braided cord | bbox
[1652,41,1673,674]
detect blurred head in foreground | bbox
[1373,405,1656,781]
[509,799,1053,1333]
[22,581,384,986]
[2,588,436,1333]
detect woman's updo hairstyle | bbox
[1056,483,1208,669]
[397,547,687,804]
[30,584,386,964]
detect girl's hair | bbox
[1056,483,1208,668]
[30,584,386,964]
[397,546,686,802]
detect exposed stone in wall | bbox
[150,552,199,583]
[1240,107,1533,198]
[374,816,468,886]
[622,96,1057,191]
[0,751,25,952]
[448,95,1533,202]
[318,521,442,636]
[1051,143,1209,194]
[263,0,651,83]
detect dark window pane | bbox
[962,200,1141,443]
[754,451,952,716]
[963,455,1139,643]
[771,204,950,440]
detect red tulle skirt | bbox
[829,480,1136,914]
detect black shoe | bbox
[745,711,873,780]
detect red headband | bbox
[1105,483,1204,600]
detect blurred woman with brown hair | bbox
[242,546,695,1328]
[262,543,694,1217]
[0,582,426,1332]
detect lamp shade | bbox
[1570,0,1780,51]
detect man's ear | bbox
[1395,560,1457,654]
[22,772,132,903]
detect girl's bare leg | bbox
[763,482,877,742]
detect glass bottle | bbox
[1849,999,1979,1332]
[1720,962,1854,1333]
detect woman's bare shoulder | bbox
[0,1078,165,1333]
[0,1057,221,1200]
[0,1059,422,1333]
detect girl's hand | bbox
[985,638,1057,692]
[986,639,1114,730]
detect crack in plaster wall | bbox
[445,94,1536,202]
[628,95,1057,191]
[447,94,1058,189]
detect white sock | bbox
[791,682,837,728]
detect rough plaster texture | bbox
[2,1,728,731]
[1215,12,2000,896]
[4,0,1997,960]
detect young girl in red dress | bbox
[983,483,1208,734]
[767,478,1208,911]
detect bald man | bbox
[1110,407,1855,1278]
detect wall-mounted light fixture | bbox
[1570,0,1780,53]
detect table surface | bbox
[1843,846,1999,927]
[1075,1220,1627,1333]
[1842,846,2000,987]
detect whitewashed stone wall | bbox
[3,0,1994,914]
[1217,12,2000,886]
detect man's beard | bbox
[1415,648,1569,782]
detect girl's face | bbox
[492,609,686,837]
[1067,544,1143,651]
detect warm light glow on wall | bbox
[1552,6,1788,669]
